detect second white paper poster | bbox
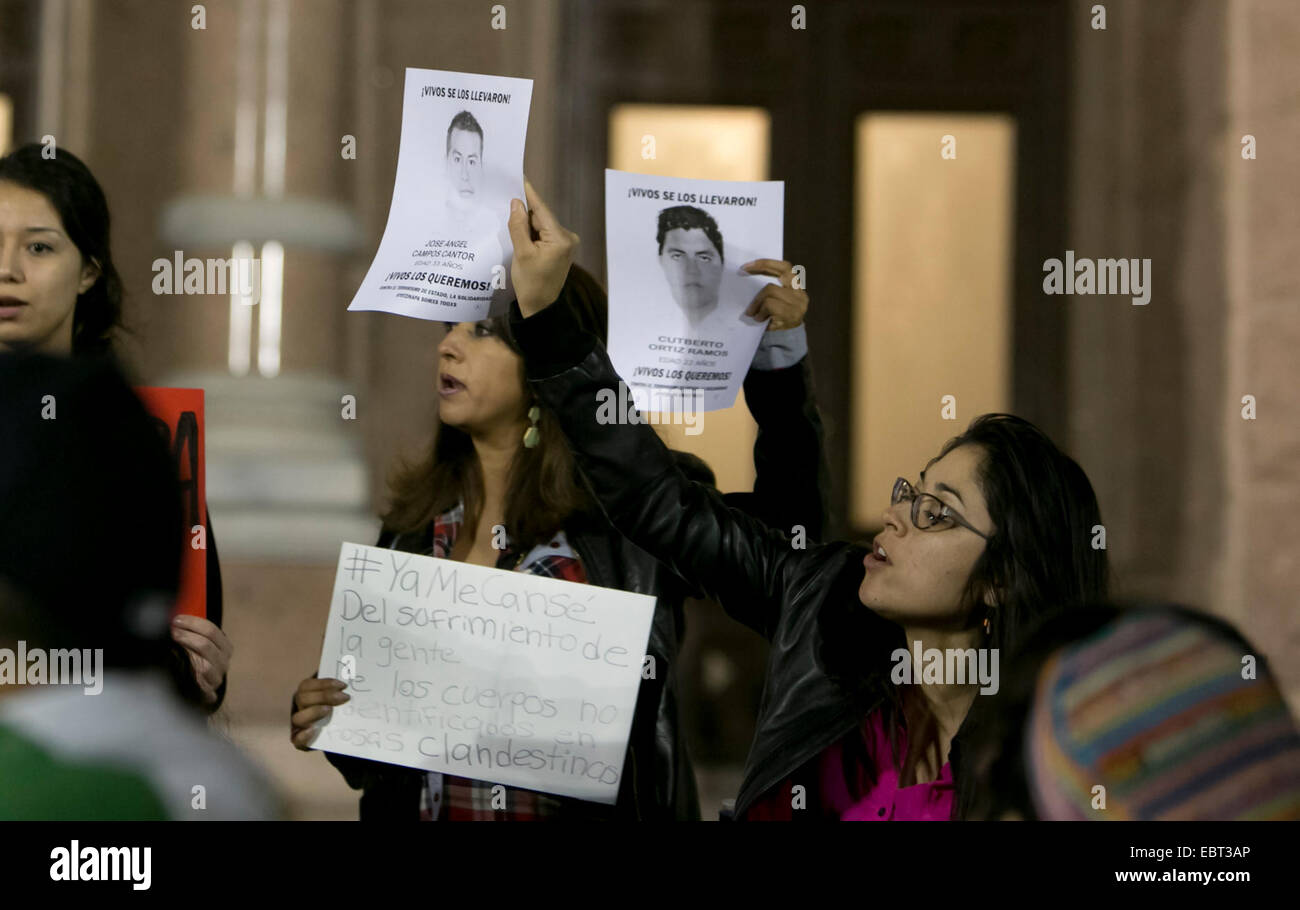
[605,169,785,413]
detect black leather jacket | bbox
[509,299,980,820]
[320,307,829,820]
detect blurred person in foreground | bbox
[0,142,232,710]
[964,603,1300,820]
[0,352,280,820]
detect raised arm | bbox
[511,297,801,638]
[506,184,806,638]
[723,259,828,542]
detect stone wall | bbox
[1067,0,1299,707]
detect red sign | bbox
[135,387,206,619]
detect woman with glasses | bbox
[504,186,1110,820]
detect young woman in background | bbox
[507,184,1111,820]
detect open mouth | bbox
[439,373,466,396]
[864,537,891,570]
[0,297,28,317]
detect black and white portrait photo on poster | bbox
[605,169,785,412]
[348,68,532,321]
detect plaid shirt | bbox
[416,502,609,821]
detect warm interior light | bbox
[228,241,255,376]
[0,94,12,155]
[258,241,284,377]
[850,113,1016,528]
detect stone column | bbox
[1221,0,1300,707]
[1067,0,1299,708]
[157,0,376,562]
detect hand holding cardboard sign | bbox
[290,676,350,751]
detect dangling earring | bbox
[983,613,993,636]
[523,405,541,449]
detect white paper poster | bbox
[348,68,533,321]
[311,543,656,805]
[605,169,785,413]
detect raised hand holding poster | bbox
[605,169,785,413]
[349,68,533,321]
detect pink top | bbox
[741,709,955,821]
[824,710,954,821]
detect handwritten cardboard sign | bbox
[135,387,205,619]
[312,543,656,804]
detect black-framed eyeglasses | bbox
[891,477,992,540]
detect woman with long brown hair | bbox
[291,185,829,820]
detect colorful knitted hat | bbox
[1025,610,1300,820]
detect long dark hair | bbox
[383,265,608,552]
[821,413,1110,816]
[0,143,125,355]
